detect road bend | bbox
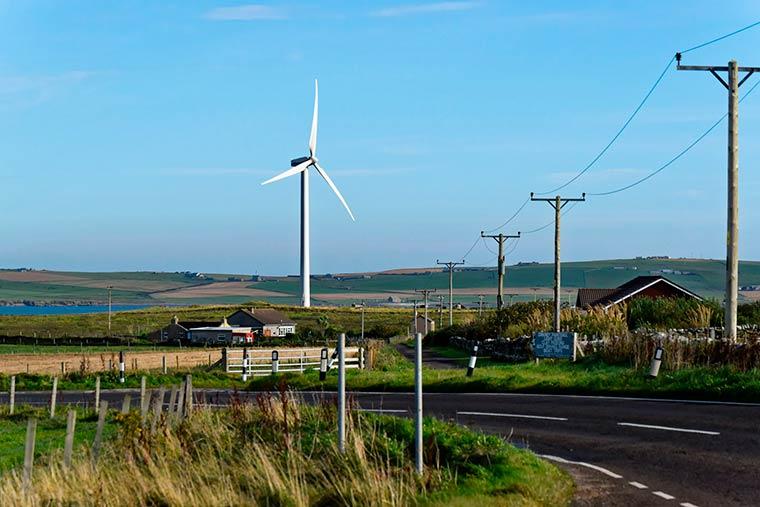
[4,389,759,507]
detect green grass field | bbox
[4,258,760,306]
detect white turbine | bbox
[262,79,355,307]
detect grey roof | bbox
[232,308,296,326]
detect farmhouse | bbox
[411,315,436,336]
[576,276,702,310]
[187,320,254,345]
[158,316,222,342]
[227,308,296,337]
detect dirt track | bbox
[0,349,224,375]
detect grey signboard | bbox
[532,332,577,360]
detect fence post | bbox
[162,355,167,374]
[176,356,179,369]
[359,347,365,369]
[300,351,304,372]
[119,351,125,383]
[63,410,76,468]
[184,374,193,415]
[121,394,131,414]
[272,350,279,374]
[319,348,328,381]
[92,401,108,464]
[151,387,166,433]
[94,376,101,412]
[168,385,178,414]
[242,348,249,382]
[9,375,15,415]
[175,380,185,417]
[338,333,346,454]
[50,377,58,419]
[140,376,148,422]
[222,348,228,373]
[61,361,66,375]
[23,418,37,491]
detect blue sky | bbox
[1,1,759,275]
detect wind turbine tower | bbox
[262,80,355,307]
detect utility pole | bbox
[530,193,585,332]
[480,232,520,310]
[360,300,365,341]
[412,300,418,335]
[414,289,436,335]
[506,293,518,306]
[107,285,113,337]
[477,294,485,316]
[436,260,464,326]
[676,55,758,342]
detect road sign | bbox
[533,332,577,361]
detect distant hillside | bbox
[2,258,760,306]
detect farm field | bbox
[4,258,760,307]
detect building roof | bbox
[233,308,296,326]
[578,276,702,309]
[172,320,220,330]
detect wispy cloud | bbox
[370,1,480,18]
[0,71,93,108]
[205,4,287,21]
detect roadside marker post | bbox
[241,348,249,382]
[319,348,328,381]
[9,375,15,415]
[272,350,279,374]
[338,333,346,454]
[119,351,125,383]
[414,332,423,475]
[649,346,664,378]
[466,344,479,377]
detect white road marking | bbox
[629,481,648,489]
[458,411,568,421]
[359,408,407,413]
[680,502,699,507]
[618,422,720,436]
[539,454,623,479]
[653,491,676,500]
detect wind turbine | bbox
[262,80,355,308]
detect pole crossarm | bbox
[530,192,586,209]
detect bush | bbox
[738,302,760,326]
[627,298,723,330]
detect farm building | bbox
[576,276,702,310]
[410,315,436,336]
[157,316,222,342]
[227,308,296,337]
[187,321,254,345]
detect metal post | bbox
[338,333,346,453]
[414,332,423,474]
[554,195,561,332]
[727,60,739,342]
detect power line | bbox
[681,20,760,54]
[520,201,581,235]
[482,198,529,233]
[588,77,760,197]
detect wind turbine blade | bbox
[261,159,311,185]
[309,79,318,156]
[313,162,355,221]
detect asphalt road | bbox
[6,388,759,507]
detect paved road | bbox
[6,388,759,507]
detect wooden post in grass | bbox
[176,356,179,369]
[151,387,165,434]
[9,376,15,415]
[184,375,193,416]
[162,355,167,374]
[92,401,108,464]
[50,377,58,418]
[23,418,37,490]
[94,376,101,412]
[63,410,76,468]
[168,385,178,415]
[121,394,131,414]
[61,362,66,375]
[140,376,148,422]
[175,380,185,417]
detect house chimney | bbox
[250,307,255,314]
[172,315,179,325]
[222,317,230,327]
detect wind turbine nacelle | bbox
[291,156,310,167]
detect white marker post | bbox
[119,350,125,383]
[271,350,279,375]
[319,348,328,381]
[241,348,249,382]
[414,332,423,474]
[466,344,478,377]
[338,333,346,453]
[649,346,664,378]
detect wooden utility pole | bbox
[530,193,585,332]
[437,295,444,327]
[477,294,485,316]
[676,55,758,342]
[414,289,436,335]
[107,285,113,336]
[480,232,520,310]
[436,260,464,326]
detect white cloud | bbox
[370,1,480,18]
[205,4,287,21]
